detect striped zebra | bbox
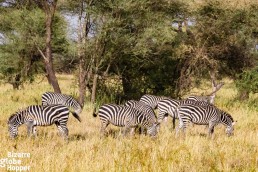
[93,104,159,137]
[125,100,157,133]
[157,98,211,129]
[7,105,81,140]
[42,92,82,117]
[157,98,180,129]
[125,100,156,120]
[176,103,235,137]
[139,94,167,109]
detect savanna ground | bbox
[0,75,257,172]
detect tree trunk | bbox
[42,1,61,93]
[78,15,87,105]
[78,59,87,106]
[208,71,224,104]
[78,1,93,106]
[91,73,98,103]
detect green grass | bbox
[0,75,257,172]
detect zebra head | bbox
[221,111,235,136]
[226,122,236,136]
[69,98,82,114]
[7,112,24,139]
[147,122,160,137]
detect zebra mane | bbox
[67,95,82,108]
[8,108,27,121]
[8,113,18,123]
[221,110,234,122]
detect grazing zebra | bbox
[125,100,156,120]
[7,105,81,140]
[42,92,82,117]
[93,104,159,137]
[125,100,157,133]
[157,98,180,129]
[139,94,167,109]
[176,103,235,137]
[157,98,212,129]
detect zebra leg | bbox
[208,122,216,138]
[26,121,34,137]
[172,117,176,129]
[123,124,133,137]
[139,126,147,135]
[59,126,69,140]
[176,120,185,137]
[32,126,37,137]
[176,109,184,137]
[157,110,167,123]
[100,122,109,137]
[55,121,69,140]
[130,127,135,136]
[123,126,129,137]
[164,116,168,123]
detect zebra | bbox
[157,98,180,129]
[93,104,159,137]
[157,98,212,129]
[125,100,157,133]
[7,104,81,140]
[139,94,167,109]
[176,103,235,137]
[125,100,156,120]
[42,92,82,118]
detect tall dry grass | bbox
[0,75,257,172]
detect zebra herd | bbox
[7,92,236,140]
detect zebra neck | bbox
[220,115,231,127]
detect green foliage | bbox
[88,0,188,99]
[0,6,69,88]
[236,67,258,94]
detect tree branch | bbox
[37,47,49,63]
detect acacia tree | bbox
[0,1,68,90]
[177,1,258,98]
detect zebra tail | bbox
[71,112,81,122]
[93,107,97,117]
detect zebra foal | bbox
[8,105,81,140]
[42,92,82,121]
[93,104,159,137]
[176,103,235,137]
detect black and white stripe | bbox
[157,98,213,129]
[125,100,157,133]
[93,104,159,137]
[139,94,167,109]
[176,103,235,137]
[7,105,81,140]
[125,100,156,121]
[42,92,82,115]
[157,98,180,129]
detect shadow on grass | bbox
[69,133,90,141]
